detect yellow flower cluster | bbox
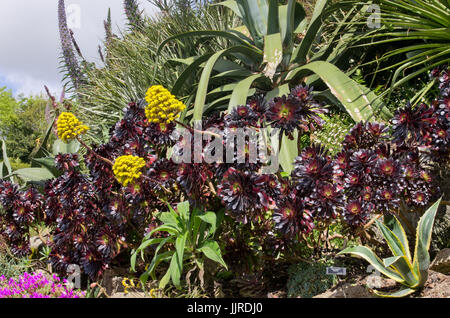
[145,85,186,124]
[112,155,146,186]
[56,112,89,142]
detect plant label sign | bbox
[326,267,347,275]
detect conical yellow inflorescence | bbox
[112,155,146,187]
[144,85,186,124]
[56,112,89,142]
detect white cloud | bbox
[0,0,157,97]
[2,72,60,98]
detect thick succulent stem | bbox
[76,136,114,166]
[174,120,221,139]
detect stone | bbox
[430,248,450,275]
[419,270,450,298]
[30,236,44,251]
[313,283,374,298]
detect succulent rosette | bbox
[177,163,214,203]
[145,122,177,146]
[247,94,267,119]
[391,102,436,145]
[342,122,388,151]
[265,85,327,139]
[289,84,314,103]
[217,168,268,223]
[309,182,343,220]
[273,191,315,237]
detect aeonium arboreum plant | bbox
[131,201,227,290]
[338,198,442,297]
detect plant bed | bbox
[0,0,449,300]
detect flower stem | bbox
[174,120,221,139]
[363,214,382,230]
[76,136,114,166]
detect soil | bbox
[418,271,450,298]
[313,270,449,298]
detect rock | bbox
[30,236,44,251]
[314,275,396,298]
[430,248,450,275]
[419,270,450,298]
[314,270,449,298]
[313,283,374,298]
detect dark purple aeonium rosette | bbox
[266,86,326,139]
[217,167,269,224]
[272,190,315,238]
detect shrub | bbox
[0,66,447,289]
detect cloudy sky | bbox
[0,0,157,97]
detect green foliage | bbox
[76,3,239,139]
[161,0,391,123]
[286,257,338,298]
[0,89,54,162]
[131,201,227,290]
[0,247,33,279]
[310,112,353,155]
[338,198,442,297]
[361,0,450,94]
[0,113,72,185]
[0,87,17,126]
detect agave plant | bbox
[362,0,450,95]
[158,0,392,173]
[338,198,442,297]
[159,0,391,123]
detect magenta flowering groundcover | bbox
[0,272,85,298]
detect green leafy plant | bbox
[0,250,33,280]
[73,1,239,138]
[131,201,227,290]
[338,198,442,297]
[0,89,54,163]
[0,116,74,185]
[159,0,391,123]
[361,0,450,95]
